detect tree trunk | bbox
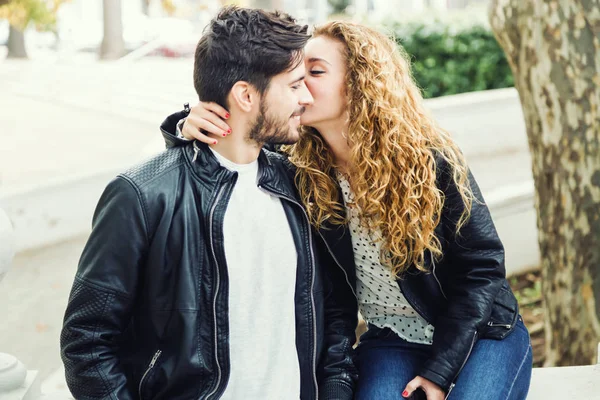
[489,0,600,366]
[141,0,150,15]
[7,25,27,59]
[99,0,125,60]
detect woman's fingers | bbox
[180,101,231,144]
[200,101,230,121]
[403,376,444,400]
[188,114,228,137]
[191,102,230,132]
[181,120,218,144]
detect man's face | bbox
[249,61,313,145]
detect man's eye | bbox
[291,85,300,90]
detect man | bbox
[60,7,356,400]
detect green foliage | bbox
[328,0,350,15]
[0,0,70,31]
[388,19,514,98]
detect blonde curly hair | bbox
[284,21,474,277]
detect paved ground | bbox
[0,57,196,193]
[0,235,88,382]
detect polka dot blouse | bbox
[338,174,435,345]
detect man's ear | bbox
[229,81,258,113]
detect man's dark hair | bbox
[193,6,310,108]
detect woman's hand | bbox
[403,376,445,400]
[181,101,231,145]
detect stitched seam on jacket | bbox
[90,290,117,399]
[116,175,151,244]
[132,161,185,190]
[74,275,131,299]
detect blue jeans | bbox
[355,317,532,400]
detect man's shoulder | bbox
[262,147,297,174]
[119,146,188,189]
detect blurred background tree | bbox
[99,0,124,60]
[490,0,600,366]
[99,0,177,60]
[0,0,70,58]
[328,0,350,15]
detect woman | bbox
[163,21,532,400]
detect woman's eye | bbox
[310,70,325,75]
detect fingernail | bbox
[225,113,230,119]
[227,129,231,133]
[402,391,409,397]
[222,133,227,137]
[213,140,217,144]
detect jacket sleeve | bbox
[160,110,192,149]
[417,156,505,391]
[60,176,149,400]
[317,237,359,400]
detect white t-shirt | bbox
[211,148,301,400]
[338,174,435,345]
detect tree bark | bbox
[99,0,125,60]
[7,25,27,59]
[489,0,600,366]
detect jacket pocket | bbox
[139,349,162,400]
[482,281,519,340]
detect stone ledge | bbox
[528,364,600,400]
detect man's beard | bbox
[248,99,301,146]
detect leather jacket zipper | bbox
[139,350,162,400]
[445,330,478,399]
[205,185,228,399]
[487,321,512,329]
[258,185,319,399]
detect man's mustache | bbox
[291,107,306,117]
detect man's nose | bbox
[299,83,314,106]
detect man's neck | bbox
[210,118,262,165]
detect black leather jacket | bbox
[160,110,521,396]
[318,155,520,396]
[60,128,357,399]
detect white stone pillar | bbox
[0,354,27,393]
[0,209,42,399]
[0,207,14,283]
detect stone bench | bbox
[526,342,600,399]
[529,365,600,399]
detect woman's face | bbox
[300,36,348,129]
